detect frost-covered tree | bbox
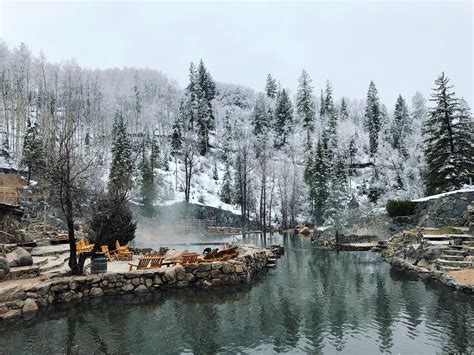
[423,72,471,194]
[212,161,219,181]
[296,70,315,145]
[171,115,182,156]
[220,162,233,204]
[340,97,349,121]
[365,81,381,156]
[252,93,270,137]
[453,99,474,186]
[412,91,428,122]
[324,153,348,225]
[22,120,45,184]
[274,89,293,149]
[109,112,133,196]
[323,81,338,158]
[391,95,410,157]
[265,74,277,99]
[309,139,330,226]
[183,60,215,155]
[222,111,233,162]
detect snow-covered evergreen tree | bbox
[324,153,348,225]
[423,72,469,194]
[220,162,233,204]
[265,74,277,99]
[340,97,349,121]
[109,112,133,196]
[274,89,293,149]
[453,98,474,186]
[310,139,330,226]
[22,120,45,184]
[391,95,410,157]
[171,115,182,156]
[296,70,315,146]
[365,81,381,156]
[252,93,270,137]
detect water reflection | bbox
[1,233,473,354]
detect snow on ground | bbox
[155,155,241,215]
[412,186,474,202]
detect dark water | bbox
[1,233,473,354]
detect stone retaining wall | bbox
[0,248,271,321]
[414,191,474,227]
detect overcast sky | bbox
[1,1,472,106]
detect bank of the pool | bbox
[0,247,273,321]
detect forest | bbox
[1,41,473,257]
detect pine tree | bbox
[197,96,211,155]
[412,91,427,121]
[296,70,315,145]
[252,93,270,137]
[220,162,233,204]
[274,89,293,149]
[186,62,198,129]
[265,74,277,99]
[324,153,348,225]
[171,114,183,156]
[453,99,474,186]
[368,165,384,203]
[365,81,381,156]
[139,149,157,216]
[150,136,159,171]
[319,89,325,119]
[423,72,463,194]
[391,94,410,157]
[197,59,216,130]
[212,161,219,181]
[90,193,137,250]
[108,112,133,196]
[222,111,233,162]
[310,139,330,226]
[348,135,358,166]
[186,60,216,155]
[324,81,338,158]
[22,120,45,184]
[340,97,349,121]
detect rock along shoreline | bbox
[0,248,272,322]
[382,255,474,293]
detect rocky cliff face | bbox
[413,191,474,228]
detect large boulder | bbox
[6,247,33,267]
[0,256,10,281]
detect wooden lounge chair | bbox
[101,245,118,261]
[115,241,133,261]
[149,256,165,269]
[173,252,200,265]
[76,239,93,255]
[204,248,219,260]
[128,257,151,271]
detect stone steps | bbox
[436,259,473,268]
[440,254,465,261]
[39,257,68,273]
[8,265,40,280]
[439,265,463,271]
[442,249,466,255]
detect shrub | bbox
[386,199,416,217]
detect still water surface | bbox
[1,233,473,354]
